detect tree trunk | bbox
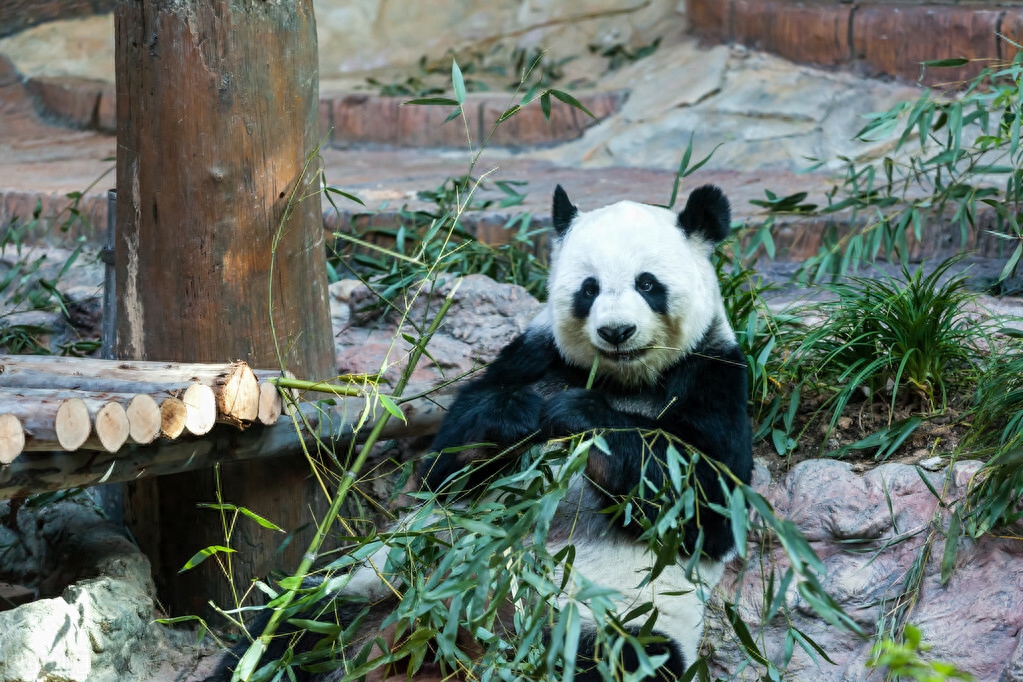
[114,0,335,618]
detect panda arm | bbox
[421,330,559,495]
[540,346,752,559]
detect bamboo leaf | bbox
[999,242,1023,282]
[729,488,748,559]
[497,105,522,123]
[324,186,365,206]
[403,97,460,106]
[180,545,235,573]
[452,59,467,105]
[239,507,285,532]
[922,58,970,67]
[724,602,770,666]
[941,508,962,584]
[549,89,595,118]
[379,394,406,423]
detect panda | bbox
[418,183,754,678]
[210,184,752,682]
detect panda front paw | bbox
[540,388,607,439]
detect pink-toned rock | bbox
[335,274,542,389]
[710,458,1023,682]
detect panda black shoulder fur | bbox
[209,185,752,682]
[421,184,753,676]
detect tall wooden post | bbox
[114,0,335,616]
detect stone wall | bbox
[315,0,684,80]
[0,1,686,85]
[0,0,114,40]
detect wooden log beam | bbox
[0,389,137,453]
[0,356,260,426]
[0,392,452,501]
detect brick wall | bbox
[687,0,1023,85]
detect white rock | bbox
[0,597,92,682]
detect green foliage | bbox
[867,625,974,682]
[785,256,988,456]
[961,340,1023,536]
[590,37,662,72]
[714,248,801,443]
[367,45,573,97]
[222,437,860,682]
[756,53,1023,285]
[331,175,550,302]
[0,189,97,355]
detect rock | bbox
[336,274,542,387]
[63,577,155,682]
[709,459,1023,682]
[1003,636,1023,682]
[610,42,729,123]
[0,498,159,682]
[0,597,92,681]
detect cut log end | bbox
[126,394,161,445]
[160,397,188,439]
[0,414,25,465]
[55,398,91,451]
[95,401,130,452]
[182,384,217,436]
[218,362,260,423]
[257,381,283,425]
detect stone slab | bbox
[25,75,104,129]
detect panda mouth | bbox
[598,348,647,363]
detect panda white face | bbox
[545,187,733,387]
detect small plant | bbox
[0,189,100,355]
[867,625,974,682]
[366,45,573,97]
[958,343,1023,540]
[786,256,988,456]
[590,36,661,72]
[715,248,802,442]
[332,175,549,302]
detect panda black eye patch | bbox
[635,272,668,314]
[572,277,600,318]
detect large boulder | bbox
[0,499,159,682]
[708,459,1023,682]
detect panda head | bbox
[545,184,733,387]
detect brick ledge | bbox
[687,0,1023,85]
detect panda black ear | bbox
[678,185,731,244]
[552,185,578,237]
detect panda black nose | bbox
[598,324,636,346]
